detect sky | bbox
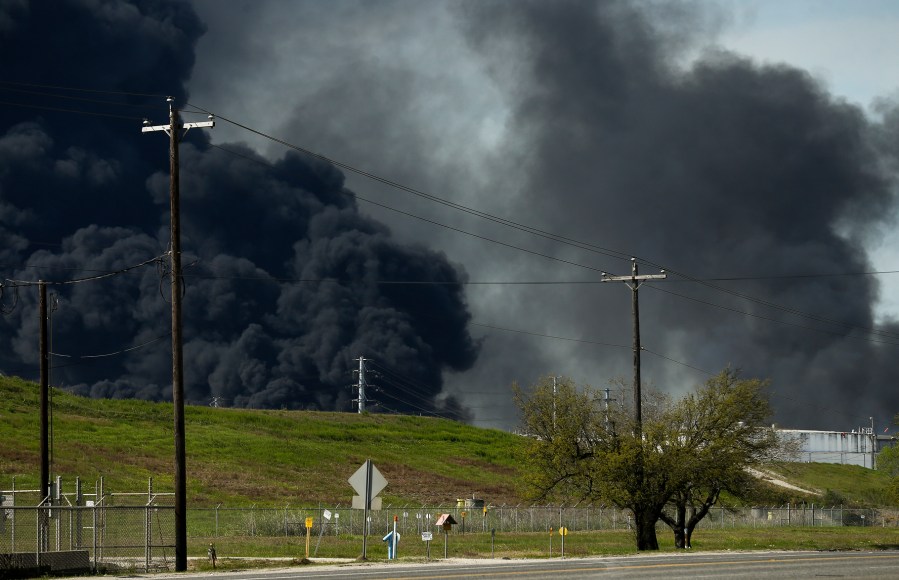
[2,0,899,432]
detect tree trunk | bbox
[634,508,660,550]
[684,489,719,549]
[659,501,687,549]
[673,503,687,549]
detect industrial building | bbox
[776,428,895,469]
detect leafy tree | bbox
[514,370,782,551]
[514,376,676,550]
[656,370,782,548]
[877,444,899,477]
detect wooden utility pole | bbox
[142,99,214,572]
[601,258,666,436]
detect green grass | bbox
[0,376,525,506]
[765,462,893,506]
[1,375,895,510]
[184,527,899,567]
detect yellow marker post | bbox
[559,526,568,558]
[549,526,554,558]
[305,517,313,559]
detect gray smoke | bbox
[457,0,899,429]
[0,0,479,416]
[184,0,899,430]
[5,0,899,430]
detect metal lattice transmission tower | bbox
[353,356,371,413]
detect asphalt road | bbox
[122,551,899,579]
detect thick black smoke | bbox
[458,0,899,429]
[0,0,479,415]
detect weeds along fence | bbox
[189,504,899,539]
[3,500,898,573]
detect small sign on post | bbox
[559,526,568,558]
[422,530,433,560]
[305,517,313,559]
[435,514,457,559]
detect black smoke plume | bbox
[0,0,479,415]
[458,0,899,429]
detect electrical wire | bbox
[0,99,144,121]
[188,104,633,264]
[643,261,899,342]
[644,283,899,346]
[0,80,168,99]
[193,107,899,344]
[3,253,167,287]
[0,85,161,111]
[367,360,468,420]
[469,321,630,349]
[50,335,168,359]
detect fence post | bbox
[10,476,15,552]
[35,507,41,569]
[92,505,98,572]
[145,504,151,572]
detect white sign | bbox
[323,509,332,521]
[352,496,382,510]
[348,461,388,499]
[421,532,433,541]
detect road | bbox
[118,551,899,579]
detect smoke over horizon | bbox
[456,0,899,429]
[3,0,899,431]
[0,0,479,417]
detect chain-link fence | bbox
[0,503,175,574]
[3,501,897,574]
[188,504,899,539]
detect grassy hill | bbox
[763,461,893,507]
[0,376,526,506]
[1,376,893,508]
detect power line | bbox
[195,108,899,344]
[50,335,168,359]
[0,85,161,111]
[188,104,633,264]
[0,99,144,121]
[5,89,895,346]
[643,260,899,341]
[0,80,167,99]
[204,142,613,275]
[470,321,630,349]
[645,283,899,346]
[3,254,166,287]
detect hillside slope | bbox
[2,377,890,508]
[0,377,525,506]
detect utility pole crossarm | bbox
[142,117,214,135]
[601,271,667,286]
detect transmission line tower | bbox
[353,356,374,413]
[142,98,214,572]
